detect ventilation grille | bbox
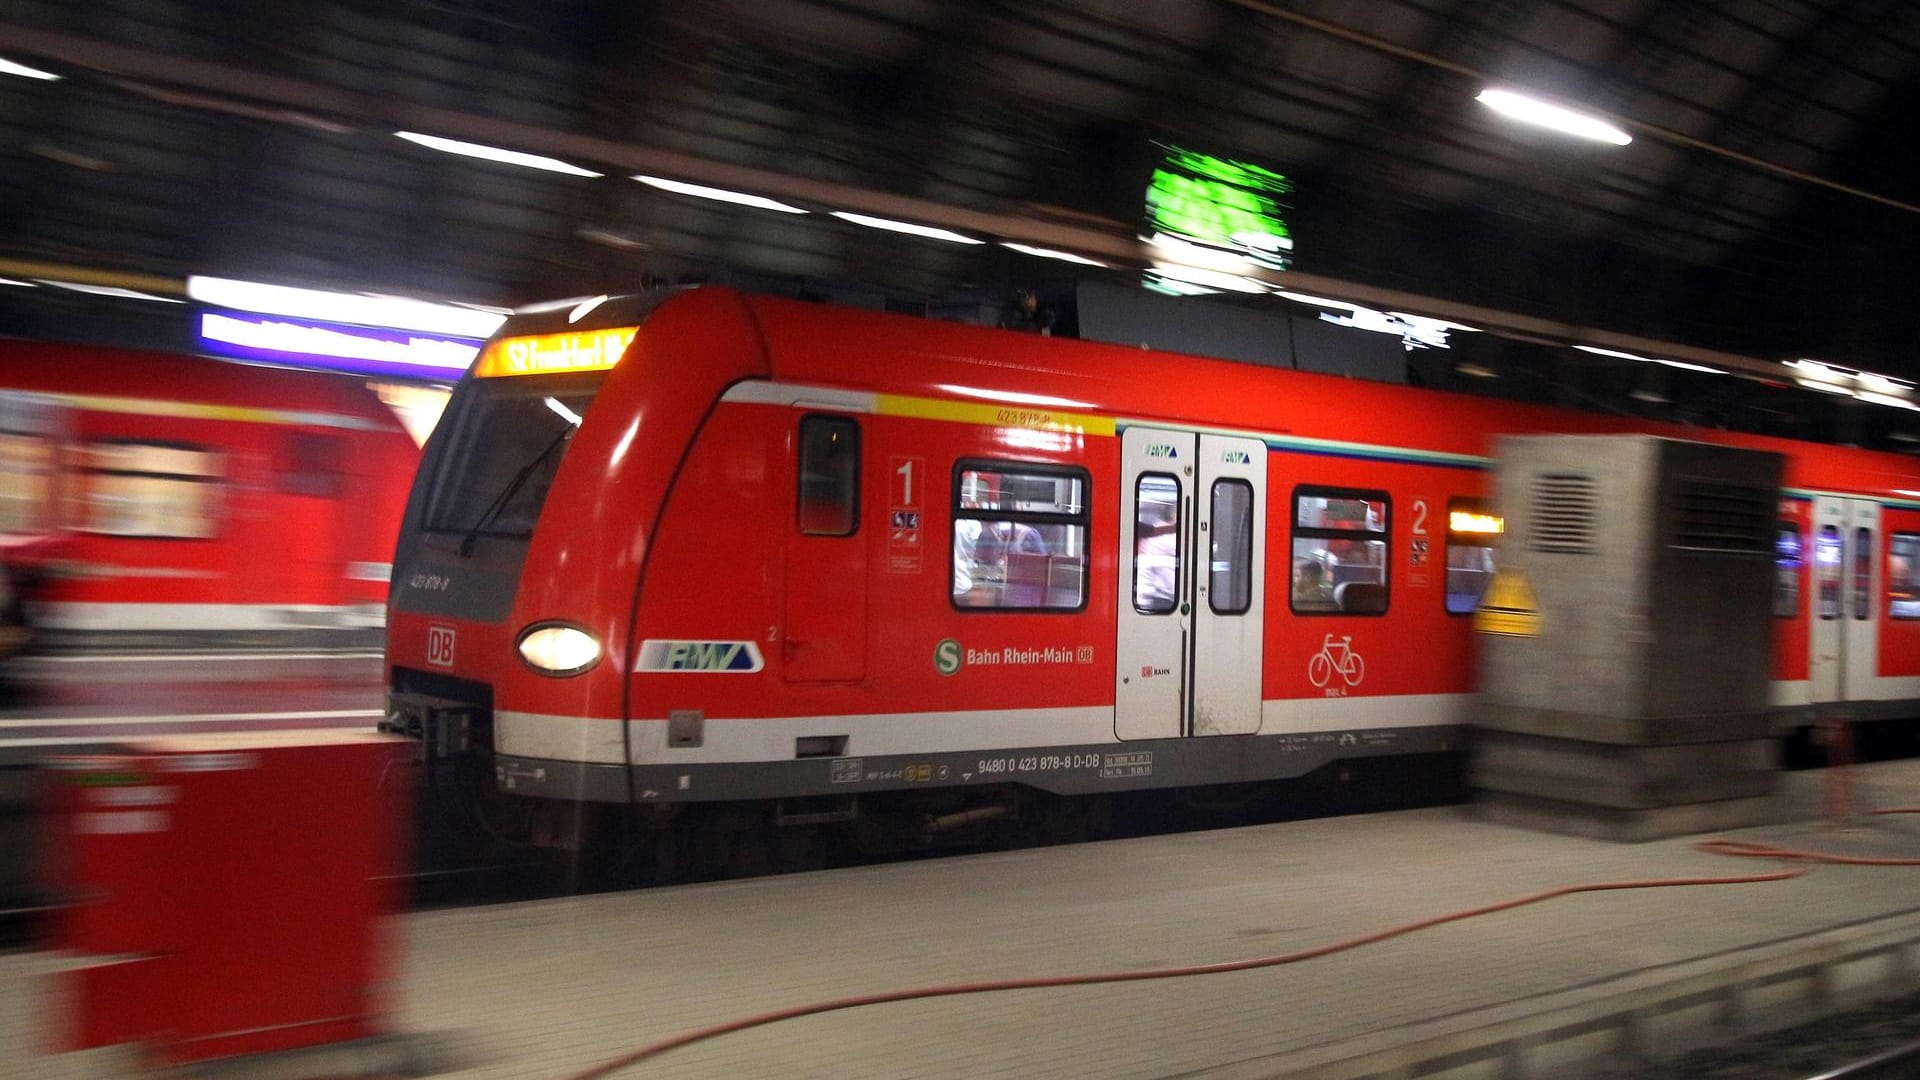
[1673,479,1774,554]
[1531,474,1596,553]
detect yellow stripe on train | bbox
[875,393,1117,436]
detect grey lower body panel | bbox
[489,724,1467,804]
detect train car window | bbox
[952,461,1089,612]
[1854,527,1873,621]
[75,441,221,539]
[1133,474,1180,615]
[1890,533,1920,619]
[0,433,54,535]
[1209,479,1253,615]
[1291,487,1389,615]
[796,416,860,536]
[279,432,347,499]
[1445,499,1502,615]
[1775,522,1803,619]
[423,378,602,539]
[1816,525,1842,620]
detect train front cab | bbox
[384,290,779,815]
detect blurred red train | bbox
[382,288,1920,845]
[0,342,421,649]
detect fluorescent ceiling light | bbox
[1148,262,1269,295]
[1786,358,1850,384]
[1277,291,1365,314]
[0,56,60,81]
[934,384,1092,409]
[1000,242,1108,268]
[1857,391,1920,412]
[0,277,35,288]
[544,396,584,427]
[1391,313,1481,334]
[1856,371,1913,396]
[1477,88,1632,146]
[829,212,983,244]
[1147,232,1257,276]
[1795,379,1855,396]
[633,175,806,213]
[36,280,182,303]
[1455,363,1498,379]
[395,131,602,177]
[187,275,507,338]
[1573,345,1720,374]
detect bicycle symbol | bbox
[1307,634,1365,689]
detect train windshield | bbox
[423,375,604,540]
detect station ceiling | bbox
[1,1,1917,430]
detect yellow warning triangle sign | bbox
[1475,568,1540,637]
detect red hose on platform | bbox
[558,836,1916,1080]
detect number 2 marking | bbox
[1410,499,1429,536]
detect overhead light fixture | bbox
[35,280,182,303]
[187,275,507,338]
[1476,88,1632,146]
[1574,345,1721,374]
[0,277,36,288]
[1147,232,1260,276]
[394,131,602,177]
[1276,290,1365,313]
[1000,242,1108,268]
[632,175,806,214]
[1455,363,1498,379]
[0,56,61,81]
[829,211,984,245]
[1856,391,1920,412]
[1143,275,1219,297]
[1148,262,1270,295]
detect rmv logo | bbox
[665,642,753,670]
[1222,449,1252,464]
[1146,444,1178,458]
[426,624,456,668]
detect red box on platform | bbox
[41,730,411,1065]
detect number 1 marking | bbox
[896,459,913,505]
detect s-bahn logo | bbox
[426,624,456,668]
[636,640,765,673]
[935,638,962,677]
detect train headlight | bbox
[516,623,601,676]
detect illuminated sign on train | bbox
[474,326,638,377]
[1449,511,1505,534]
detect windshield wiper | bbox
[457,415,577,556]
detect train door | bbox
[1115,427,1266,739]
[1810,496,1879,703]
[783,413,868,683]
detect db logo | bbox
[427,624,456,668]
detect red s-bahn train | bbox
[0,342,420,644]
[383,288,1920,841]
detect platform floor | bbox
[14,763,1920,1080]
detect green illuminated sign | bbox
[1147,145,1293,268]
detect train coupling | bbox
[382,692,486,761]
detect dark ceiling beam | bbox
[0,19,1836,383]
